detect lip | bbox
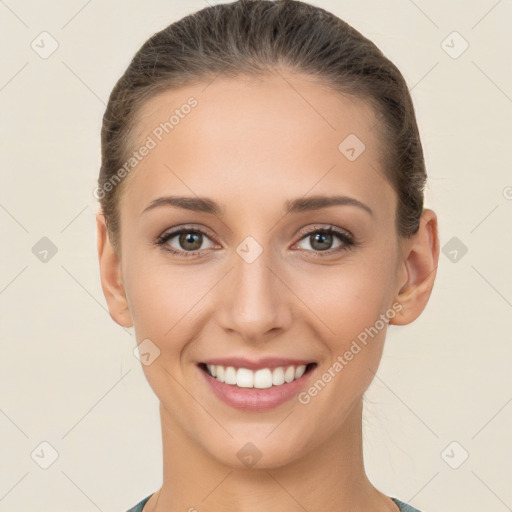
[197,360,318,411]
[201,356,315,371]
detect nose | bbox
[217,245,293,342]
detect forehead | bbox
[123,72,395,218]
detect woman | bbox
[95,1,439,510]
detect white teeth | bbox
[272,367,285,386]
[295,365,306,379]
[204,363,309,388]
[224,366,237,385]
[254,368,273,388]
[284,365,295,383]
[236,368,254,388]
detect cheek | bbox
[295,270,392,413]
[297,261,393,341]
[124,264,198,394]
[123,260,187,339]
[293,258,395,401]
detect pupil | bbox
[312,232,332,251]
[180,232,202,250]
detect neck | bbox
[145,399,396,512]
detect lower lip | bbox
[198,364,317,411]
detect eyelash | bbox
[155,225,356,258]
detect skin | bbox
[96,71,439,512]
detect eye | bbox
[294,226,355,255]
[155,226,217,257]
[155,224,356,259]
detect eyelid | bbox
[157,224,217,242]
[294,223,353,241]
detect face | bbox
[107,72,409,468]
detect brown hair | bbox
[98,0,426,253]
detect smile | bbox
[197,361,318,411]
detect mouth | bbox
[197,361,318,411]
[197,362,317,388]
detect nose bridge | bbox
[219,239,291,339]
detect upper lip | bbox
[200,357,315,371]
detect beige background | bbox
[1,0,511,511]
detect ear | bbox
[96,212,133,328]
[389,208,440,326]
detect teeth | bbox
[205,364,309,388]
[224,366,237,385]
[272,367,285,386]
[236,368,255,388]
[295,365,306,379]
[284,366,295,383]
[254,368,273,388]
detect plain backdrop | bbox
[1,1,511,511]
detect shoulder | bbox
[391,497,424,512]
[126,493,420,512]
[125,493,154,512]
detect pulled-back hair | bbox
[98,0,426,252]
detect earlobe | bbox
[96,213,133,328]
[389,208,440,326]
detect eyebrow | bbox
[141,194,374,217]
